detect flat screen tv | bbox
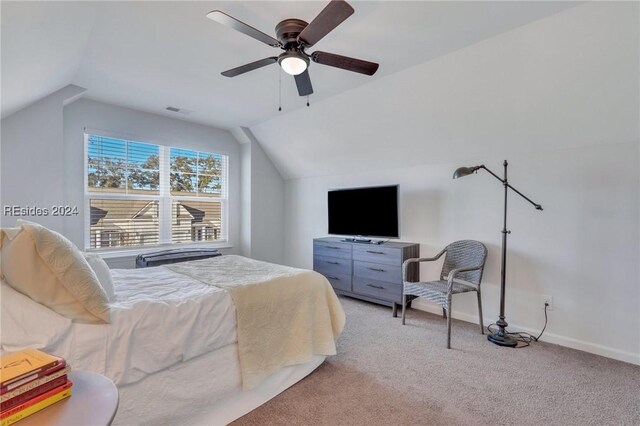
[328,185,399,242]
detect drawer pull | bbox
[327,261,340,265]
[327,276,340,280]
[327,246,341,249]
[366,250,385,255]
[366,284,385,289]
[368,267,386,272]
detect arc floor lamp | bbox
[453,160,543,347]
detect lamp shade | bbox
[453,166,481,179]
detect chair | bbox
[401,240,488,349]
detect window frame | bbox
[83,133,230,252]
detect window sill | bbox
[89,242,234,259]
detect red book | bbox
[0,380,72,419]
[0,366,70,403]
[0,360,66,394]
[0,376,67,412]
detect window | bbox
[85,134,228,250]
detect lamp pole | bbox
[453,160,543,347]
[490,160,516,346]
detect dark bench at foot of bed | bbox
[135,248,221,268]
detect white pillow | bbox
[0,281,73,352]
[83,253,115,303]
[1,220,110,323]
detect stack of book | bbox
[0,349,72,426]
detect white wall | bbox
[61,99,242,265]
[1,85,86,230]
[1,93,285,269]
[239,141,252,257]
[249,137,285,264]
[285,144,639,363]
[272,3,640,364]
[232,127,285,264]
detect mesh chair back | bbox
[440,240,487,285]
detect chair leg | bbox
[402,293,407,325]
[446,296,452,349]
[442,308,447,319]
[477,290,484,335]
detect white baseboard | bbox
[410,299,640,366]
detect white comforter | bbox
[53,266,237,385]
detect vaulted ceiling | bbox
[2,1,579,130]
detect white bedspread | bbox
[53,266,237,386]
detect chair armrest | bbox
[446,265,483,292]
[402,249,446,282]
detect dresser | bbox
[313,237,420,316]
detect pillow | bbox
[0,227,21,278]
[1,220,110,323]
[1,281,73,352]
[83,253,115,302]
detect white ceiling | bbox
[251,2,637,179]
[2,1,579,130]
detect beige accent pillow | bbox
[1,221,110,323]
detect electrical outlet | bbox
[541,294,553,311]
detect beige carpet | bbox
[232,296,640,425]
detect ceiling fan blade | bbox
[221,57,278,77]
[294,70,314,96]
[297,0,354,47]
[206,10,281,48]
[311,51,379,76]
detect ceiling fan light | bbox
[280,56,308,76]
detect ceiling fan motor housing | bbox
[276,18,311,73]
[275,18,309,47]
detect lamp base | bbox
[487,332,517,347]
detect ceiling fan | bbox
[206,0,379,97]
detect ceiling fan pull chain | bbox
[307,96,310,107]
[278,67,282,111]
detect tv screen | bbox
[328,185,399,239]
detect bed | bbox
[1,222,345,425]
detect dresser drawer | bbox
[314,255,352,277]
[320,272,351,292]
[353,277,402,302]
[313,241,352,259]
[353,261,402,284]
[353,245,401,266]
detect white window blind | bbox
[172,200,222,244]
[85,134,228,250]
